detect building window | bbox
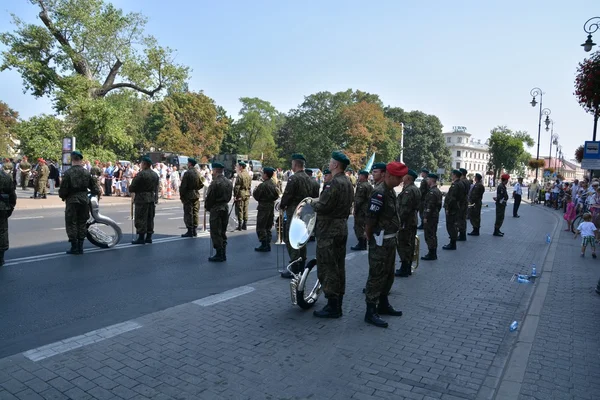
[458,137,463,143]
[456,162,461,169]
[457,150,461,157]
[447,137,451,143]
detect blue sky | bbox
[1,0,598,162]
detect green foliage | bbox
[0,101,19,157]
[575,145,584,163]
[13,114,64,161]
[487,126,534,179]
[233,97,282,154]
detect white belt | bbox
[383,232,397,239]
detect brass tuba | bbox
[86,195,123,248]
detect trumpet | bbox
[274,200,285,245]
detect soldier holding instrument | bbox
[205,162,233,262]
[180,158,204,238]
[395,169,421,278]
[0,166,16,265]
[253,167,280,252]
[129,156,159,245]
[468,173,485,236]
[421,173,443,261]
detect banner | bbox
[365,153,376,171]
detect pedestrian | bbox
[364,161,407,328]
[457,168,470,241]
[252,167,280,252]
[468,173,485,236]
[129,156,160,245]
[48,160,60,194]
[103,162,114,196]
[310,151,354,318]
[18,156,31,190]
[417,168,429,229]
[443,169,462,250]
[205,162,233,262]
[574,212,597,258]
[395,169,421,277]
[421,173,443,261]
[513,177,524,218]
[493,173,510,237]
[58,151,99,255]
[179,158,204,238]
[529,178,540,205]
[234,161,252,231]
[351,169,372,251]
[564,196,576,232]
[36,159,49,199]
[0,166,16,266]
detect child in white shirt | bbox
[574,212,597,258]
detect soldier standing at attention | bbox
[2,158,13,181]
[395,170,421,277]
[468,173,486,236]
[129,156,160,245]
[351,170,372,251]
[421,173,443,261]
[493,174,510,237]
[205,162,233,262]
[180,158,204,238]
[58,151,99,255]
[417,168,429,229]
[90,160,103,196]
[19,156,31,191]
[371,163,386,187]
[279,154,313,278]
[253,167,280,252]
[310,151,354,318]
[364,161,407,328]
[234,161,252,231]
[37,159,50,199]
[0,166,16,265]
[442,170,462,250]
[456,168,470,241]
[322,169,332,187]
[305,169,321,198]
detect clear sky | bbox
[1,0,598,162]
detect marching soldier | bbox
[19,156,31,190]
[0,165,16,265]
[417,168,429,229]
[395,170,421,277]
[468,173,485,236]
[253,167,280,252]
[351,170,372,251]
[180,158,204,238]
[279,154,313,278]
[457,168,470,241]
[205,162,233,262]
[129,156,160,245]
[36,159,50,199]
[364,161,407,328]
[371,163,386,187]
[2,158,13,180]
[493,173,510,237]
[442,169,462,250]
[310,151,354,318]
[421,173,443,261]
[58,151,99,255]
[234,161,252,231]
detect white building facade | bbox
[444,126,490,177]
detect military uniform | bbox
[0,170,16,265]
[352,177,372,250]
[418,173,429,228]
[457,171,470,240]
[90,164,103,196]
[468,178,485,235]
[494,177,509,236]
[422,177,442,260]
[37,163,50,197]
[2,161,13,180]
[443,173,462,250]
[129,167,160,243]
[395,175,421,277]
[205,172,233,261]
[252,174,280,251]
[19,160,31,190]
[234,167,252,230]
[58,161,98,254]
[179,166,204,237]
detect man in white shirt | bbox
[513,177,523,218]
[571,179,580,204]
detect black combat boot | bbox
[442,240,457,250]
[395,261,412,277]
[242,221,247,230]
[378,295,403,316]
[208,248,226,262]
[236,222,242,231]
[145,233,153,243]
[181,229,193,238]
[351,238,367,251]
[421,249,437,260]
[468,228,480,236]
[192,227,198,237]
[66,240,79,254]
[493,229,504,237]
[457,231,467,241]
[254,241,270,252]
[313,298,341,318]
[365,302,388,328]
[77,240,85,255]
[132,234,146,245]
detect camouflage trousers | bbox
[65,202,89,242]
[235,196,249,222]
[495,204,506,230]
[396,227,417,264]
[20,172,28,190]
[446,212,458,240]
[353,214,366,241]
[470,202,482,229]
[316,235,348,299]
[0,210,9,251]
[183,199,200,229]
[256,206,274,242]
[37,179,48,196]
[209,209,228,249]
[365,238,396,303]
[284,216,306,263]
[424,217,439,251]
[458,204,467,233]
[134,202,155,234]
[419,203,425,224]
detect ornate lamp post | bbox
[582,17,600,52]
[530,88,551,179]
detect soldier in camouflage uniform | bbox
[395,169,421,277]
[468,173,486,236]
[205,162,233,262]
[36,159,50,199]
[19,156,31,190]
[180,158,204,238]
[0,167,16,266]
[421,173,443,261]
[2,158,13,181]
[417,168,429,229]
[234,161,252,231]
[253,167,280,252]
[279,153,313,278]
[311,151,354,318]
[351,170,372,251]
[493,174,510,237]
[442,169,463,250]
[371,163,386,187]
[129,156,160,245]
[322,169,332,187]
[58,151,99,255]
[90,160,103,197]
[364,161,407,328]
[456,168,470,241]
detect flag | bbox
[365,153,376,171]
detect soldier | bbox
[371,163,386,187]
[420,173,443,261]
[347,169,357,188]
[253,167,280,252]
[18,156,31,190]
[364,161,407,328]
[279,154,313,279]
[306,169,321,242]
[234,161,252,231]
[442,170,462,250]
[58,151,99,255]
[180,158,204,238]
[0,165,16,266]
[351,170,372,251]
[90,160,103,196]
[493,173,510,237]
[417,168,429,229]
[455,168,470,241]
[2,158,13,180]
[310,151,354,318]
[129,156,160,245]
[322,169,332,186]
[395,169,421,277]
[468,173,486,236]
[36,159,50,199]
[205,162,233,262]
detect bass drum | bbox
[86,221,122,248]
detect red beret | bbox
[386,162,408,177]
[501,174,510,180]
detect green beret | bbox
[188,157,197,166]
[323,169,331,175]
[428,173,439,180]
[346,168,354,172]
[452,169,462,176]
[71,150,83,159]
[331,151,350,165]
[212,162,225,169]
[371,162,387,171]
[421,168,429,174]
[407,169,418,179]
[459,168,468,176]
[291,153,306,161]
[238,161,246,167]
[141,156,153,165]
[263,167,275,173]
[475,173,482,180]
[359,169,369,176]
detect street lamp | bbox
[530,87,551,180]
[582,17,600,52]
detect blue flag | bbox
[365,153,376,171]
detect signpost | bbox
[581,141,600,170]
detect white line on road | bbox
[168,217,180,220]
[158,207,180,210]
[51,227,64,231]
[193,286,255,307]
[12,216,44,220]
[154,212,175,216]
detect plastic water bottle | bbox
[510,321,518,331]
[531,264,537,277]
[517,276,530,283]
[546,234,551,244]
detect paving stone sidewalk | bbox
[0,206,558,400]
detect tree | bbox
[232,97,281,156]
[341,102,390,169]
[0,101,19,157]
[487,126,534,180]
[216,106,238,154]
[13,114,64,161]
[574,50,600,139]
[575,145,584,163]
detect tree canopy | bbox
[487,126,534,179]
[0,101,19,157]
[13,114,64,161]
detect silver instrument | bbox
[86,195,123,248]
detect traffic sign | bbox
[581,159,600,169]
[584,141,600,159]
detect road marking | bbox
[168,217,180,220]
[23,321,142,362]
[193,286,255,307]
[159,207,180,210]
[154,212,175,216]
[51,227,64,231]
[12,216,44,220]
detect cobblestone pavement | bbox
[0,205,565,400]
